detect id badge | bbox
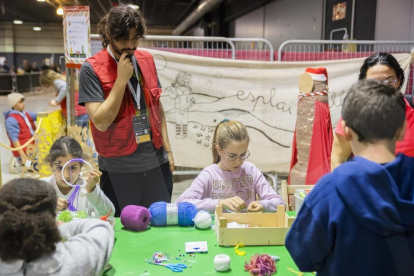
[132,114,151,144]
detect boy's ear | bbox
[342,120,354,142]
[396,120,407,141]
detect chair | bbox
[281,180,315,211]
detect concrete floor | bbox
[0,88,193,201]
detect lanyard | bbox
[107,46,141,109]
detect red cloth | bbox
[86,49,163,158]
[289,100,333,184]
[6,112,36,157]
[335,99,414,157]
[59,91,87,117]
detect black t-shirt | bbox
[78,57,168,173]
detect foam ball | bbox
[149,202,198,226]
[120,205,151,232]
[193,210,212,229]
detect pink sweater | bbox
[175,161,285,213]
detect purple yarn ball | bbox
[120,205,151,232]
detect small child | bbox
[4,92,37,167]
[0,178,114,275]
[176,120,285,213]
[41,136,115,216]
[286,79,414,275]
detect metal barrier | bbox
[90,34,275,61]
[278,40,414,94]
[0,72,42,94]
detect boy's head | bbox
[342,79,406,145]
[7,93,25,112]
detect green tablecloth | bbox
[104,212,313,276]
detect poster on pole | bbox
[63,6,91,68]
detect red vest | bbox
[6,112,36,157]
[86,49,163,158]
[59,91,88,117]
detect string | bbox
[235,243,246,256]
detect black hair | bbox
[342,79,406,143]
[45,136,84,165]
[359,52,405,89]
[98,5,147,48]
[0,178,60,262]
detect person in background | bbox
[22,60,32,73]
[40,69,89,129]
[331,52,414,169]
[32,61,40,72]
[176,120,285,213]
[4,93,37,167]
[286,80,414,276]
[0,60,10,73]
[40,59,49,71]
[0,178,114,276]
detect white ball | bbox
[214,254,231,271]
[193,210,212,229]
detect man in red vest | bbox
[79,5,174,216]
[4,92,37,167]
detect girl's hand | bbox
[247,201,264,213]
[219,196,246,213]
[49,99,59,107]
[57,198,68,212]
[85,169,102,193]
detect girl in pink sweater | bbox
[176,120,285,213]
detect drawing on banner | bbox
[166,72,196,139]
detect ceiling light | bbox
[128,4,139,9]
[36,0,46,2]
[57,7,63,15]
[33,27,41,31]
[13,19,23,24]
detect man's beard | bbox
[109,40,135,59]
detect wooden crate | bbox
[214,205,294,246]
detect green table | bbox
[104,212,313,276]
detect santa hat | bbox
[305,68,328,84]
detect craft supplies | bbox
[234,243,246,256]
[120,205,151,232]
[149,202,198,226]
[227,222,250,228]
[185,241,208,253]
[214,254,231,272]
[270,256,280,262]
[193,210,212,229]
[56,210,88,222]
[244,254,276,275]
[100,209,112,221]
[152,252,172,263]
[148,262,187,272]
[61,158,93,211]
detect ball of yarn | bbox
[149,201,198,226]
[244,254,276,275]
[214,254,231,272]
[193,210,212,229]
[120,205,151,232]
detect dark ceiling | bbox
[0,0,201,28]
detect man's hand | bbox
[167,152,175,173]
[219,196,246,213]
[247,201,264,213]
[117,52,134,84]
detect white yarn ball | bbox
[214,254,231,271]
[193,210,212,229]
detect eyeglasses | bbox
[382,77,398,85]
[222,150,250,161]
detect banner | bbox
[63,6,91,68]
[145,49,411,172]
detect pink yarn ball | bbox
[120,205,151,232]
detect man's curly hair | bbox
[0,178,60,262]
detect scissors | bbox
[148,262,187,272]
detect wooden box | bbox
[214,205,294,246]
